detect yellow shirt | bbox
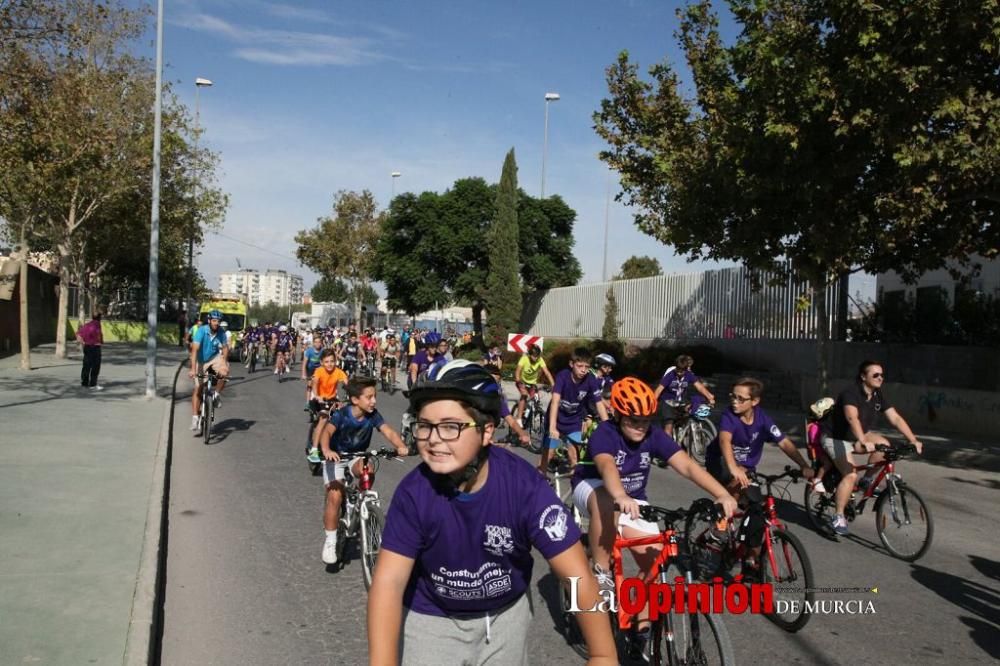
[516,355,547,384]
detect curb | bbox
[123,358,185,665]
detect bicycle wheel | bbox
[683,498,725,580]
[360,500,385,590]
[803,482,837,535]
[202,389,213,444]
[248,348,256,374]
[875,483,933,561]
[688,421,712,465]
[759,528,814,632]
[526,407,545,455]
[239,344,248,364]
[651,605,735,666]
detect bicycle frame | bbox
[610,528,681,632]
[818,450,895,506]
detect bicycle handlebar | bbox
[615,501,724,526]
[748,465,803,485]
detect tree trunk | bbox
[813,276,830,395]
[17,225,31,371]
[472,303,484,340]
[55,245,70,359]
[77,269,89,322]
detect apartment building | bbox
[219,268,303,307]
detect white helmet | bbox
[279,325,288,332]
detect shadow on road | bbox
[206,418,257,444]
[910,555,1000,660]
[534,571,566,636]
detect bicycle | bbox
[563,501,735,665]
[518,384,549,454]
[804,442,932,561]
[305,398,339,476]
[196,370,219,444]
[380,358,397,395]
[330,448,403,589]
[664,401,717,465]
[546,440,586,532]
[247,342,259,374]
[685,466,814,632]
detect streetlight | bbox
[391,171,401,200]
[186,77,213,328]
[603,168,613,282]
[541,92,560,198]
[143,0,165,398]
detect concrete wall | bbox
[0,262,60,356]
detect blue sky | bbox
[153,0,877,299]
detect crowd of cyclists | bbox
[185,312,929,664]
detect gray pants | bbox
[400,593,532,666]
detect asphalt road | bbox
[160,363,999,665]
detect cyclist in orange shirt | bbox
[307,349,349,462]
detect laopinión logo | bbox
[772,585,879,615]
[565,575,774,618]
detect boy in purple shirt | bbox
[542,347,609,472]
[653,354,716,436]
[370,360,616,666]
[572,377,736,655]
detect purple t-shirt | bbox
[552,369,603,434]
[572,421,682,500]
[705,406,784,470]
[499,399,511,419]
[380,446,580,617]
[658,368,699,403]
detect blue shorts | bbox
[547,431,582,449]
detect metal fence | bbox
[521,265,842,341]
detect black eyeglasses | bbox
[870,373,884,379]
[729,393,753,403]
[413,421,480,441]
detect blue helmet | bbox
[424,331,442,346]
[208,309,223,320]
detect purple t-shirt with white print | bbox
[572,421,682,500]
[658,368,699,403]
[552,369,603,434]
[705,406,784,470]
[380,446,580,617]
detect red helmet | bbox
[610,377,657,417]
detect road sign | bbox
[507,333,544,354]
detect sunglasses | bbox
[870,373,884,379]
[729,393,753,403]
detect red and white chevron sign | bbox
[507,334,544,354]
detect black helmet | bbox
[408,360,502,423]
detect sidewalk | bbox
[0,342,186,665]
[498,380,1000,472]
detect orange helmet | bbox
[610,377,657,417]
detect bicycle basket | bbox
[694,404,712,419]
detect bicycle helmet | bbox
[208,309,223,320]
[694,403,712,419]
[409,360,504,491]
[810,397,835,420]
[610,377,657,417]
[279,325,288,332]
[594,353,616,367]
[424,331,442,346]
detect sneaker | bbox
[593,563,615,593]
[90,385,104,391]
[307,448,322,464]
[274,369,278,375]
[322,538,338,565]
[831,514,850,536]
[212,393,221,409]
[190,415,200,431]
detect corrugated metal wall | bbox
[521,266,840,340]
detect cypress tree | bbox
[485,149,522,345]
[602,286,620,341]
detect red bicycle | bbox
[563,502,735,665]
[805,443,933,561]
[685,467,814,632]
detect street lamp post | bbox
[541,92,560,198]
[143,0,165,398]
[602,174,610,282]
[186,77,213,328]
[391,171,401,200]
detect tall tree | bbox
[615,255,662,280]
[517,194,582,294]
[595,0,999,388]
[295,190,381,324]
[310,276,350,303]
[485,149,522,345]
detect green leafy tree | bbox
[615,255,662,281]
[310,276,350,303]
[296,190,381,325]
[602,286,621,341]
[485,149,522,345]
[595,0,999,388]
[517,194,582,294]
